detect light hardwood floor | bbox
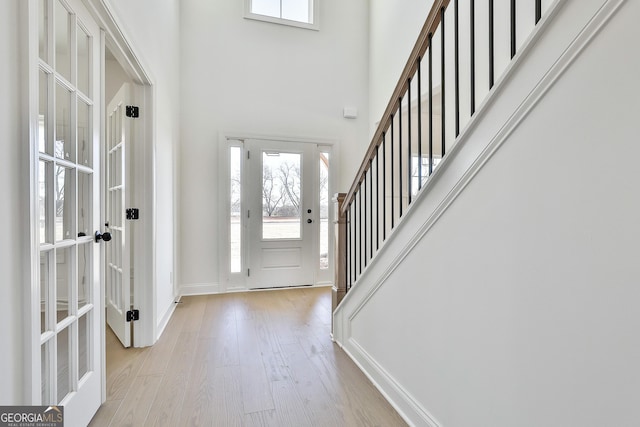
[89,287,407,426]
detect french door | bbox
[245,139,318,288]
[34,0,103,424]
[105,83,132,348]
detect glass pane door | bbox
[37,0,97,408]
[246,140,317,289]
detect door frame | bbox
[87,0,158,350]
[217,131,337,293]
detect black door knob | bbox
[95,231,112,243]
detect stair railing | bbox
[333,0,545,310]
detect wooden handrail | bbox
[342,0,451,214]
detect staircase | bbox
[332,0,640,426]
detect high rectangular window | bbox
[245,0,319,30]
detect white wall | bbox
[368,0,433,136]
[179,0,369,290]
[102,0,180,336]
[335,0,640,425]
[0,0,25,404]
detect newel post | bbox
[332,193,347,333]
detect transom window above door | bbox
[244,0,319,30]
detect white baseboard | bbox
[179,282,332,297]
[343,338,441,427]
[156,300,177,340]
[179,282,221,296]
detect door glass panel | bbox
[36,0,99,413]
[77,100,91,166]
[56,326,70,403]
[41,341,51,405]
[56,246,72,323]
[39,71,49,154]
[40,251,51,334]
[54,1,71,82]
[109,106,117,150]
[77,26,90,96]
[39,0,49,62]
[109,189,122,229]
[77,172,91,238]
[262,151,301,240]
[319,152,329,269]
[78,313,89,380]
[55,165,75,242]
[109,147,122,188]
[39,161,51,244]
[55,83,73,161]
[230,146,242,273]
[77,242,90,311]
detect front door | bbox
[246,139,318,288]
[34,0,103,424]
[105,83,132,347]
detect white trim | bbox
[223,131,337,147]
[344,338,442,427]
[179,282,332,297]
[179,283,223,296]
[98,27,107,403]
[244,0,319,31]
[156,298,178,340]
[136,82,156,348]
[84,0,161,349]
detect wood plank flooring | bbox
[89,287,407,426]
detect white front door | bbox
[34,0,103,424]
[246,139,318,288]
[105,83,132,347]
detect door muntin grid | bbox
[38,0,96,405]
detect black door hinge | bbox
[126,309,139,322]
[126,105,139,118]
[126,208,139,220]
